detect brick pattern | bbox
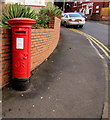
[0,29,12,87]
[101,15,110,21]
[0,17,61,87]
[91,15,110,21]
[48,17,55,28]
[31,17,61,70]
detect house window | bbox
[5,0,45,6]
[5,0,24,4]
[74,1,77,7]
[25,0,45,6]
[96,10,99,13]
[96,6,99,9]
[89,9,92,14]
[66,3,70,9]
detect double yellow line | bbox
[68,28,110,59]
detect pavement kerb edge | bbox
[87,38,109,119]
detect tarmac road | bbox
[2,27,106,119]
[79,21,108,47]
[78,21,109,68]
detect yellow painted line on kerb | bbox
[69,28,110,59]
[69,28,110,53]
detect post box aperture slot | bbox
[14,31,26,35]
[15,31,26,33]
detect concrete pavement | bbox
[2,27,107,119]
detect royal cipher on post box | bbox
[8,17,36,91]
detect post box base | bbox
[12,78,30,91]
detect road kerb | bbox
[68,28,110,59]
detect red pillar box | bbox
[8,17,36,91]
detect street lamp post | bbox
[63,0,66,12]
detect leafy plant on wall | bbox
[33,14,50,28]
[1,3,61,28]
[39,5,62,18]
[1,3,37,28]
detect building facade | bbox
[65,1,93,15]
[62,0,110,20]
[92,2,109,14]
[0,0,54,12]
[65,1,109,15]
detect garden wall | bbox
[0,17,61,87]
[91,15,110,21]
[31,17,61,70]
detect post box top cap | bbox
[8,17,36,24]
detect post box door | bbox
[12,28,31,78]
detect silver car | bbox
[61,12,86,28]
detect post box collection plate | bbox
[16,38,24,49]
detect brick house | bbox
[55,0,110,20]
[0,0,54,12]
[65,1,93,15]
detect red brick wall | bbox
[48,17,55,28]
[0,17,61,87]
[93,2,109,14]
[0,29,12,87]
[101,15,110,21]
[31,17,61,70]
[91,15,110,21]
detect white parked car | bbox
[61,12,86,28]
